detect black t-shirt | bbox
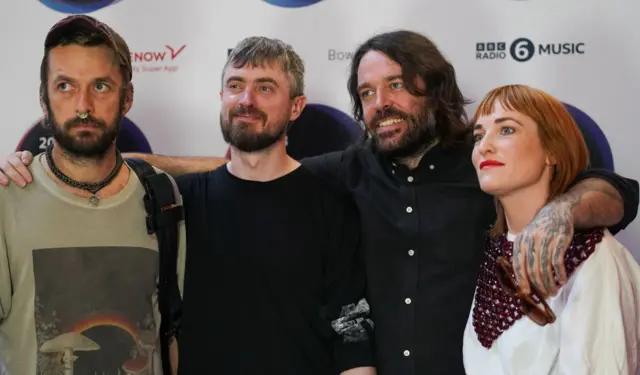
[175,165,374,375]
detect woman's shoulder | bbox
[571,228,640,289]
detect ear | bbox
[545,154,557,166]
[122,83,134,115]
[288,95,307,122]
[219,91,223,101]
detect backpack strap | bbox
[126,158,184,375]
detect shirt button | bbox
[407,176,414,182]
[404,350,411,356]
[406,206,413,213]
[405,298,412,304]
[408,249,415,256]
[429,164,435,170]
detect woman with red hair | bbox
[463,84,640,375]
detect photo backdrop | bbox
[0,0,637,254]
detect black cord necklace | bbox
[45,144,124,206]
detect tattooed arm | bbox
[512,173,638,299]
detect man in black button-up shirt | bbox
[298,30,638,375]
[4,30,637,375]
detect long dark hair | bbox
[347,30,473,147]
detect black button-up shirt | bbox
[302,140,639,375]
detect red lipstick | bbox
[479,160,505,169]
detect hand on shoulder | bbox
[0,151,34,187]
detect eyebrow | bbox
[225,76,280,87]
[357,74,403,92]
[473,116,524,130]
[52,74,117,85]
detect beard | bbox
[220,105,288,152]
[46,103,121,160]
[368,104,437,159]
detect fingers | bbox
[512,235,531,296]
[552,231,572,286]
[12,152,33,183]
[534,234,554,298]
[540,237,557,297]
[21,151,33,165]
[1,153,31,187]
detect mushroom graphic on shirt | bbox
[39,332,100,375]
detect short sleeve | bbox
[0,217,11,322]
[175,172,207,228]
[167,174,187,297]
[572,168,639,235]
[558,237,640,374]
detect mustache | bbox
[371,107,413,127]
[229,106,267,120]
[63,115,108,129]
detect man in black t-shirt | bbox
[174,37,376,374]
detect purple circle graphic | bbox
[263,0,323,8]
[563,102,614,171]
[17,116,153,155]
[285,103,362,160]
[39,0,123,13]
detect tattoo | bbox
[513,239,524,281]
[526,234,536,270]
[553,238,565,264]
[552,240,566,281]
[331,299,373,343]
[517,199,573,295]
[540,235,552,291]
[555,178,623,229]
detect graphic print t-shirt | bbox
[0,154,186,375]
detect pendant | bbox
[89,195,100,206]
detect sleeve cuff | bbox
[334,340,376,373]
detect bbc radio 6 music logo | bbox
[476,38,585,62]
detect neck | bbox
[227,140,299,181]
[51,142,118,183]
[499,182,550,235]
[394,138,439,170]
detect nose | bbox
[477,133,496,156]
[374,89,392,110]
[238,88,256,106]
[75,87,94,115]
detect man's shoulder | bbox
[301,142,368,171]
[296,165,357,210]
[0,163,47,203]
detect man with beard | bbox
[170,37,375,375]
[2,30,638,374]
[0,15,186,375]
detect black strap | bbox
[127,158,184,375]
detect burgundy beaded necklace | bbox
[471,228,605,349]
